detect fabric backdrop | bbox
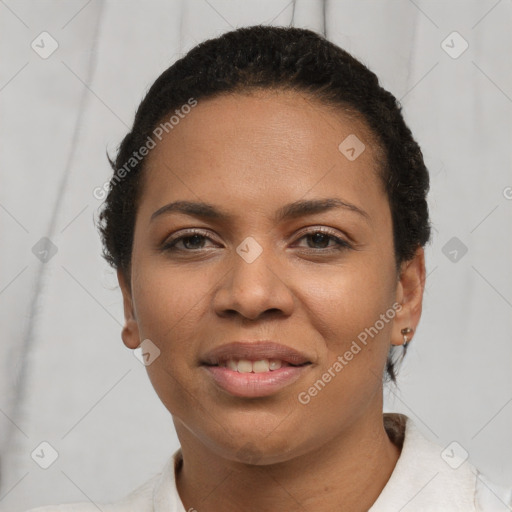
[1,1,511,510]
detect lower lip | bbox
[202,365,309,398]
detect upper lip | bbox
[200,341,311,366]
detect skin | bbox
[118,89,426,512]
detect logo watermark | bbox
[93,97,198,200]
[298,302,402,405]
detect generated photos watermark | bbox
[93,97,198,200]
[298,302,402,405]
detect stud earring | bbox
[401,327,413,347]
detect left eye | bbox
[295,231,350,250]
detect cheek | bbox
[303,253,397,347]
[130,258,214,415]
[292,263,396,427]
[296,244,397,398]
[131,254,214,361]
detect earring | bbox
[401,327,413,347]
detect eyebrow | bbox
[150,198,370,223]
[150,198,370,224]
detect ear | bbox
[391,247,426,347]
[117,269,141,349]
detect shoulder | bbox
[25,450,185,512]
[474,471,512,511]
[371,414,512,511]
[24,470,160,512]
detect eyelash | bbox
[161,227,351,254]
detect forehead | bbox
[149,88,381,163]
[139,89,387,223]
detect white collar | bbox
[369,413,477,511]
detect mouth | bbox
[200,340,311,366]
[200,341,312,398]
[204,358,310,373]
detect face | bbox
[118,89,425,464]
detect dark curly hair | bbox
[97,25,431,383]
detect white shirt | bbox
[27,414,512,511]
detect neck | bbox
[174,410,401,512]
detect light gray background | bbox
[1,0,511,510]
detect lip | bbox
[203,365,309,398]
[200,341,311,366]
[200,341,312,398]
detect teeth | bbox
[224,358,284,372]
[252,359,270,373]
[268,359,282,370]
[237,359,253,373]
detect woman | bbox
[28,25,511,511]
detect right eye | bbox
[161,229,219,252]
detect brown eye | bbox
[161,230,218,252]
[174,234,208,250]
[295,229,351,252]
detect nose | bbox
[212,240,295,321]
